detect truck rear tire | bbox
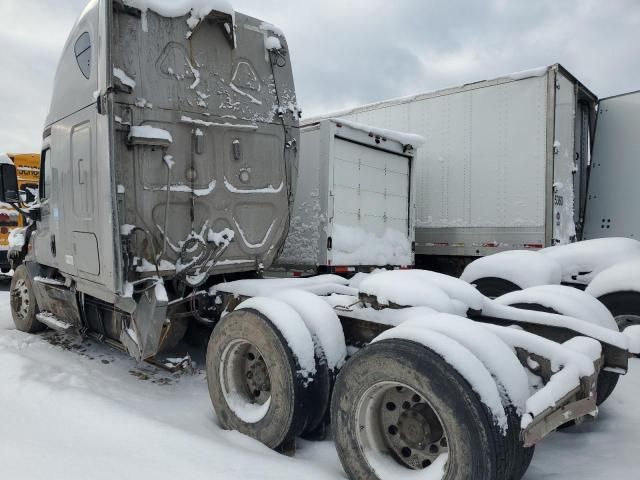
[331,339,505,480]
[597,291,640,330]
[206,309,311,450]
[471,277,522,299]
[10,265,45,333]
[506,302,619,406]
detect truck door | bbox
[583,91,640,239]
[53,20,108,284]
[32,146,59,269]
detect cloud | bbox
[0,0,88,152]
[1,0,639,152]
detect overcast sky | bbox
[1,0,639,152]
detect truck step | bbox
[35,313,73,332]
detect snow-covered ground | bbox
[0,283,638,479]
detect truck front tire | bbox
[10,265,45,333]
[206,309,311,450]
[331,339,506,480]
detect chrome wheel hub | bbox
[358,382,449,472]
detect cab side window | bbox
[74,32,91,79]
[40,148,53,201]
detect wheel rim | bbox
[615,314,640,330]
[219,339,272,424]
[11,278,31,322]
[356,382,450,475]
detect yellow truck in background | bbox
[0,153,39,273]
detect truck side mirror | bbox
[0,163,20,203]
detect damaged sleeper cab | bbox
[0,1,639,480]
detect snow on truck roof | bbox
[122,0,235,26]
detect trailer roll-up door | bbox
[275,120,417,273]
[332,137,411,239]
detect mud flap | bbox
[121,284,168,361]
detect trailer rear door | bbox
[583,91,640,240]
[330,137,412,266]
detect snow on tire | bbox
[398,314,533,480]
[332,336,510,480]
[206,298,316,449]
[496,288,620,406]
[271,289,347,436]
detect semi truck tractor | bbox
[2,2,640,480]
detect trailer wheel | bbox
[471,277,522,299]
[508,302,619,406]
[332,339,502,480]
[597,291,640,330]
[207,308,311,450]
[10,265,45,333]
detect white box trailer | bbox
[584,90,640,240]
[275,119,418,274]
[304,64,597,273]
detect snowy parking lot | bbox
[0,281,637,480]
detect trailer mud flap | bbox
[121,284,168,361]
